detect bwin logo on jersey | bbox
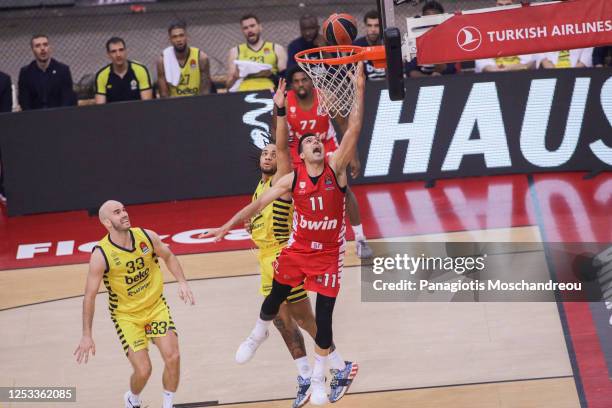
[299,215,338,231]
[243,93,274,149]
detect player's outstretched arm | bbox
[74,248,105,364]
[200,171,295,241]
[330,62,366,172]
[272,78,292,181]
[146,229,195,306]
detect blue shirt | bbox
[353,36,387,80]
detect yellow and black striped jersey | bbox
[95,228,163,315]
[250,178,293,250]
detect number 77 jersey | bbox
[290,159,346,247]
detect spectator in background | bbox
[287,14,325,70]
[0,71,11,202]
[18,34,76,110]
[157,21,213,98]
[354,10,387,80]
[406,2,457,77]
[226,14,287,92]
[475,0,535,73]
[95,37,153,104]
[0,71,11,113]
[539,49,593,69]
[592,46,611,67]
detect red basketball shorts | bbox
[273,239,345,298]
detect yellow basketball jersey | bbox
[250,178,293,251]
[169,47,201,97]
[237,42,278,91]
[555,50,572,68]
[95,228,163,315]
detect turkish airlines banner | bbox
[417,0,612,64]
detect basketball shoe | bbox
[124,391,141,408]
[235,330,269,364]
[309,375,328,406]
[329,361,359,403]
[292,375,312,408]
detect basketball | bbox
[322,13,358,45]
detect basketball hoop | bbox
[295,45,386,118]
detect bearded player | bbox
[274,66,372,259]
[74,200,195,408]
[202,63,366,406]
[242,78,320,408]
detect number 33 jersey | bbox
[95,228,163,314]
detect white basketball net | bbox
[297,48,359,119]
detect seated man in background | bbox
[18,34,77,110]
[0,70,10,202]
[157,21,213,98]
[226,14,287,92]
[539,48,593,69]
[475,0,535,73]
[405,2,457,78]
[353,10,387,80]
[0,71,11,113]
[287,14,325,70]
[593,46,612,67]
[95,37,153,104]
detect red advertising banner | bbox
[416,0,612,64]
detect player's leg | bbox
[148,296,179,408]
[275,302,312,408]
[302,247,358,405]
[152,332,180,408]
[125,348,152,408]
[113,314,151,408]
[236,249,298,364]
[346,186,372,258]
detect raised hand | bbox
[273,77,287,109]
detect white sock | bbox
[252,317,270,339]
[328,349,346,370]
[127,391,140,405]
[295,356,311,378]
[312,353,328,379]
[352,224,365,241]
[162,390,174,408]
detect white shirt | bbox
[537,48,593,68]
[475,54,535,73]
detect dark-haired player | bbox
[202,63,366,406]
[277,66,372,258]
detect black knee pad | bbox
[314,294,336,349]
[260,279,293,320]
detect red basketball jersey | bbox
[286,89,339,167]
[290,159,346,247]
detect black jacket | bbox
[0,71,12,113]
[18,58,77,110]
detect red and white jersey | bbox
[290,159,346,247]
[286,89,339,167]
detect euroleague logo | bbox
[457,26,482,52]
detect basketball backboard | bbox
[377,0,405,101]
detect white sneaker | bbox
[309,376,328,406]
[356,240,373,259]
[124,391,141,408]
[235,330,269,364]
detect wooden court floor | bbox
[0,227,581,407]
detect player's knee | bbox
[260,280,293,320]
[164,349,180,367]
[135,361,152,380]
[314,325,333,349]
